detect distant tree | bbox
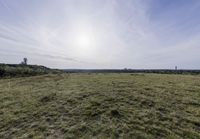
[24,58,28,65]
[20,58,28,65]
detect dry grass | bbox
[0,73,200,139]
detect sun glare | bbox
[68,21,98,57]
[77,34,91,49]
[71,29,97,57]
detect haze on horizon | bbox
[0,0,200,69]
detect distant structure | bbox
[175,66,177,70]
[20,58,28,65]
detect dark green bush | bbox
[0,64,62,78]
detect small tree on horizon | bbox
[20,58,28,65]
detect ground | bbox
[0,73,200,139]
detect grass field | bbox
[0,73,200,139]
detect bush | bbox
[0,68,5,77]
[0,64,62,78]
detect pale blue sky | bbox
[0,0,200,69]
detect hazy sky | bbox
[1,0,200,69]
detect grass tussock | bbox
[0,73,200,139]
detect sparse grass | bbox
[0,73,200,139]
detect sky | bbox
[0,0,200,69]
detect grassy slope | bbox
[0,73,200,139]
[0,64,61,77]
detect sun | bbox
[68,22,98,57]
[77,34,92,49]
[72,30,97,57]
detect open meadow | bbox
[0,73,200,139]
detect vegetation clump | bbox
[0,63,62,78]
